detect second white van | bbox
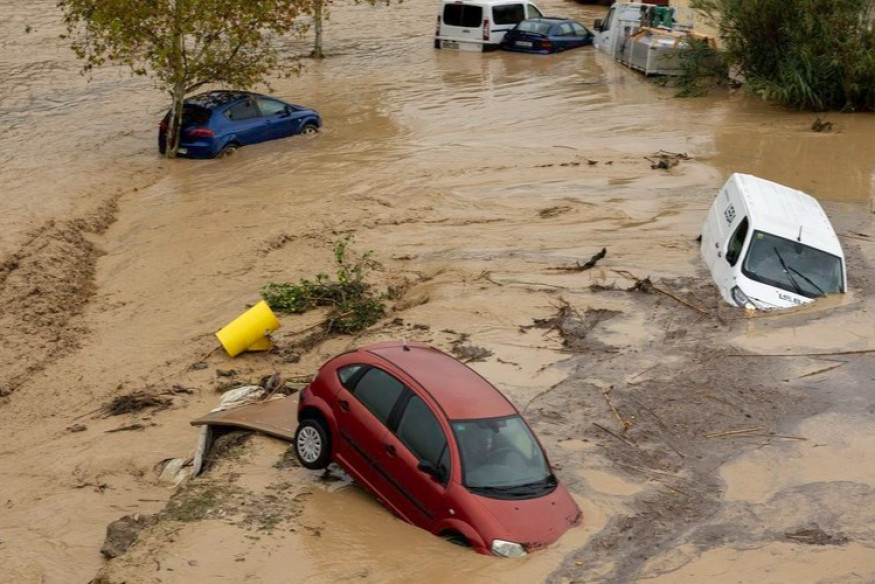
[435,0,545,52]
[700,173,846,311]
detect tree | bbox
[58,0,314,158]
[309,0,392,59]
[692,0,875,111]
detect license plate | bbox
[515,41,533,48]
[442,40,459,49]
[177,148,188,154]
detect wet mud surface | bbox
[2,1,875,583]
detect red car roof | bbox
[362,341,517,421]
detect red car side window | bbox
[351,368,405,425]
[337,364,366,389]
[395,395,450,481]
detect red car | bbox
[294,340,581,556]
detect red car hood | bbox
[474,483,582,551]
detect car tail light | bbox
[540,40,552,50]
[188,127,216,138]
[483,19,489,41]
[158,120,168,132]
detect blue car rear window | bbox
[517,20,552,34]
[181,105,211,126]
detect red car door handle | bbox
[384,444,397,457]
[338,399,350,412]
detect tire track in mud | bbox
[0,196,119,398]
[526,279,839,584]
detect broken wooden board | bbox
[190,396,297,441]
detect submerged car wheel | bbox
[301,123,319,135]
[442,531,470,547]
[295,418,331,470]
[218,143,239,158]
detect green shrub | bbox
[262,237,385,334]
[693,0,875,111]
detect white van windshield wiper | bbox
[785,265,826,297]
[774,247,804,296]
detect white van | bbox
[434,0,544,52]
[700,173,846,310]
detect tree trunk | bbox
[312,0,324,59]
[166,87,185,159]
[165,0,185,158]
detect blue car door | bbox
[555,22,575,51]
[223,99,267,145]
[256,97,297,140]
[570,22,592,48]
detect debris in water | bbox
[100,513,156,558]
[450,334,493,362]
[105,423,147,433]
[646,150,690,170]
[104,392,172,416]
[785,526,848,546]
[538,206,572,219]
[551,247,607,272]
[811,116,833,132]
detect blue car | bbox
[158,90,322,159]
[500,18,593,54]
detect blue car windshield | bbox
[742,230,844,298]
[452,415,551,490]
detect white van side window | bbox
[493,3,526,25]
[726,217,749,266]
[444,4,484,27]
[528,4,543,18]
[602,7,614,31]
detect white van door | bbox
[487,2,541,45]
[593,4,616,54]
[439,2,486,50]
[701,186,748,303]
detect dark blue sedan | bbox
[500,18,593,54]
[158,90,321,159]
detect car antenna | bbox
[402,337,410,351]
[797,225,803,242]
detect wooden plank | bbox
[190,397,298,441]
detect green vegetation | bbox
[693,0,875,111]
[673,38,729,98]
[262,237,385,334]
[162,484,237,522]
[58,0,313,158]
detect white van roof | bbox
[731,173,843,257]
[440,0,529,5]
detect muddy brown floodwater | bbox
[2,1,875,583]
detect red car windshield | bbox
[452,415,553,496]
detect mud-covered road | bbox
[2,1,874,583]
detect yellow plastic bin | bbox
[215,300,281,357]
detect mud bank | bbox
[2,0,875,583]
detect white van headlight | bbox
[731,286,756,310]
[491,539,527,557]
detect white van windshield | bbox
[742,230,844,298]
